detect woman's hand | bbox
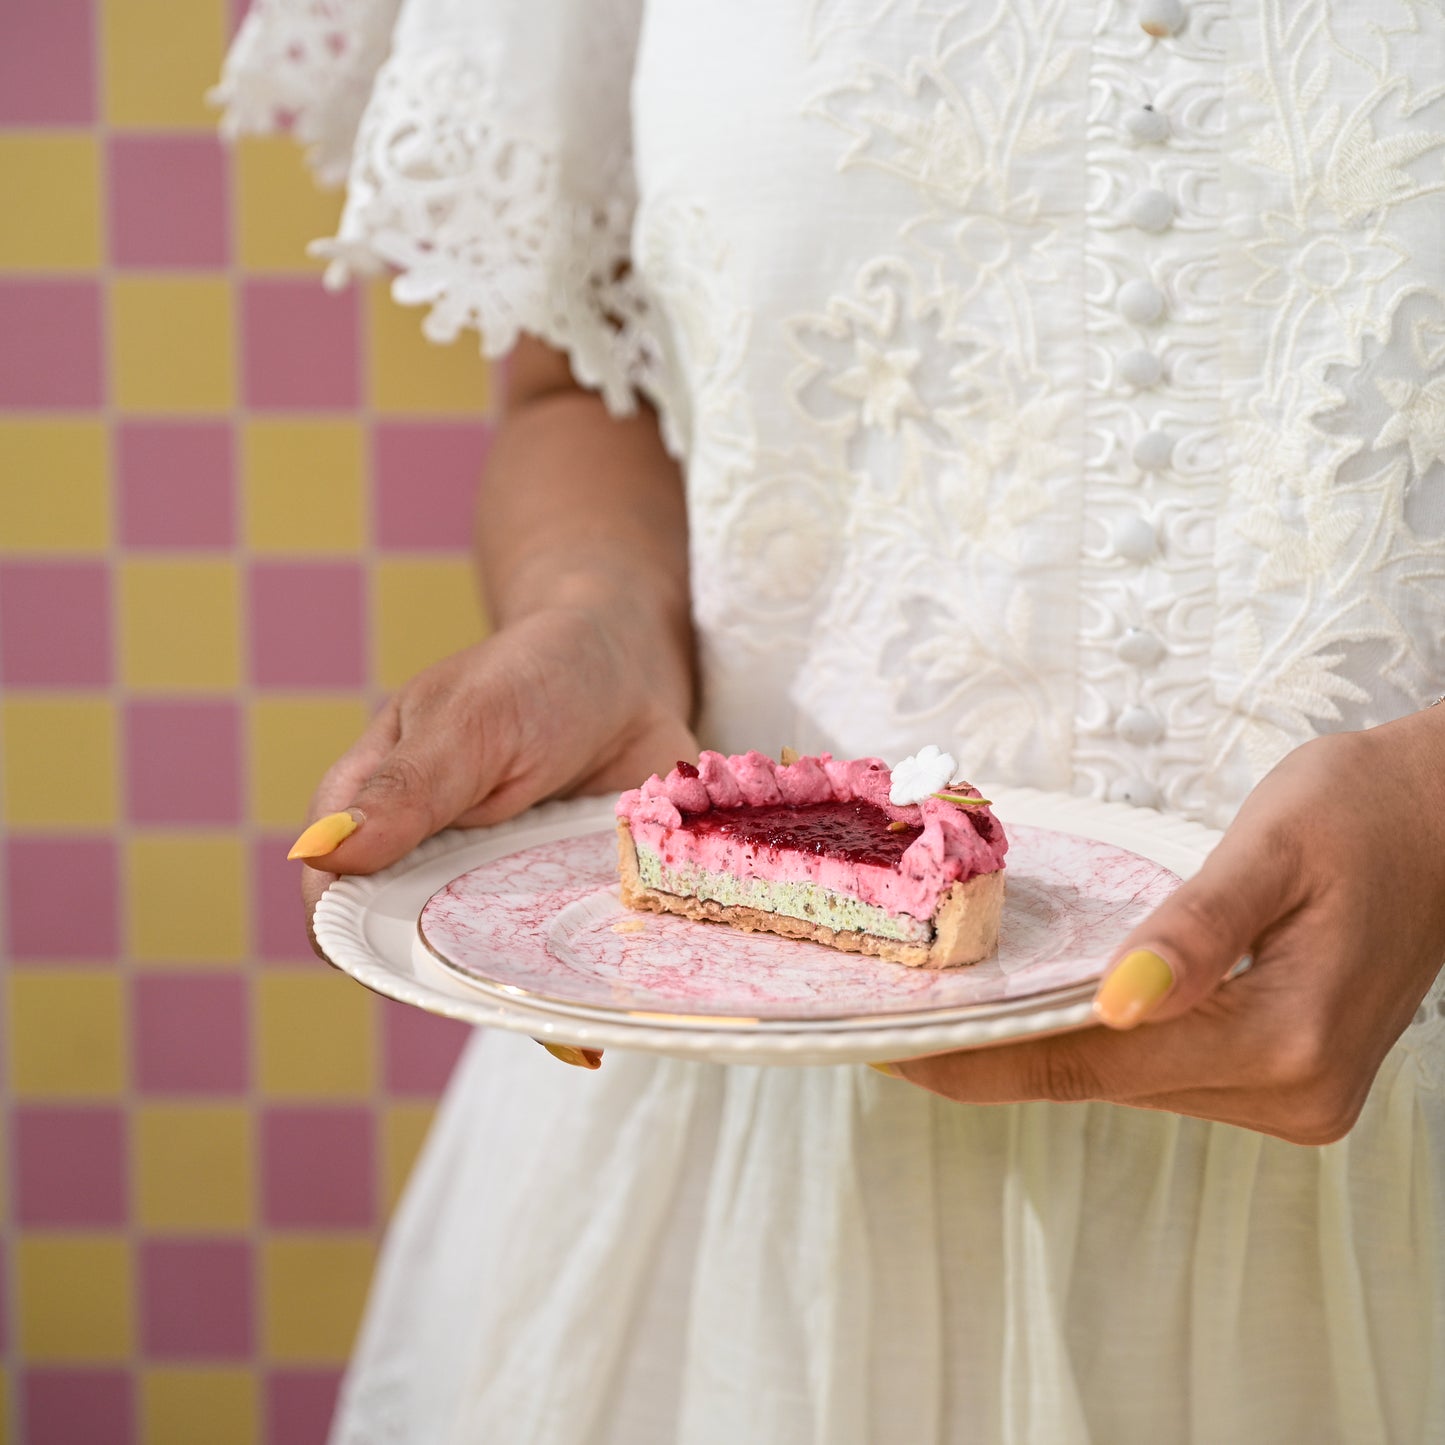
[881,711,1445,1144]
[288,602,696,950]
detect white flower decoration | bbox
[889,744,958,805]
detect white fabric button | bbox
[1109,776,1161,808]
[1127,188,1175,232]
[1119,279,1165,324]
[1113,515,1157,562]
[1117,705,1165,745]
[1139,0,1185,37]
[1117,627,1165,666]
[1120,349,1162,387]
[1133,430,1176,470]
[1126,105,1170,143]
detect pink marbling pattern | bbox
[419,823,1177,1022]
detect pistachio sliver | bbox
[930,791,993,807]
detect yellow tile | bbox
[18,1236,132,1360]
[0,420,109,550]
[382,1104,435,1216]
[134,1104,252,1231]
[1,697,117,828]
[129,834,247,964]
[373,559,488,690]
[236,134,345,272]
[142,1367,257,1445]
[263,1235,375,1363]
[120,559,240,692]
[10,972,125,1098]
[104,0,227,129]
[257,973,374,1098]
[243,420,365,553]
[249,696,370,829]
[0,135,101,270]
[112,277,234,413]
[368,279,493,414]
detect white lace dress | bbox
[218,3,1445,1440]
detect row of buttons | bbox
[1108,0,1187,807]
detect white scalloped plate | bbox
[312,787,1220,1067]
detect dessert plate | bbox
[313,787,1221,1067]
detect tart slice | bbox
[615,749,1006,968]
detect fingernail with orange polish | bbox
[287,810,363,861]
[1094,948,1174,1029]
[867,1062,901,1078]
[541,1043,603,1070]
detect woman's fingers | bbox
[284,702,403,960]
[309,735,495,876]
[887,999,1246,1106]
[286,681,500,877]
[889,825,1314,1105]
[1091,815,1304,1029]
[536,1041,604,1069]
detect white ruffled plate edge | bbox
[312,786,1220,1066]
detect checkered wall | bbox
[0,3,487,1441]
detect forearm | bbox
[474,389,695,725]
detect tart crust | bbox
[616,821,1004,969]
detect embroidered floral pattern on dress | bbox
[1210,3,1445,827]
[779,2,1092,783]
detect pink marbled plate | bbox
[417,822,1178,1024]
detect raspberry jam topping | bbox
[680,799,921,868]
[674,760,700,778]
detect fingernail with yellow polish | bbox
[287,810,363,861]
[541,1042,603,1070]
[868,1062,901,1078]
[1094,948,1174,1029]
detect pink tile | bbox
[126,699,242,824]
[383,1001,470,1095]
[0,561,112,687]
[0,1245,7,1354]
[0,1,95,125]
[108,135,230,269]
[16,1106,127,1226]
[25,1369,133,1445]
[248,561,364,687]
[253,834,317,963]
[262,1106,375,1227]
[133,974,249,1094]
[242,280,360,410]
[140,1240,253,1359]
[0,281,103,407]
[373,422,492,549]
[117,420,235,547]
[266,1370,343,1445]
[6,836,119,960]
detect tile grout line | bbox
[361,271,389,1295]
[0,251,14,1445]
[225,87,270,1437]
[91,7,150,1435]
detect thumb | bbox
[292,736,493,877]
[1092,825,1300,1030]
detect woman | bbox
[219,1,1445,1440]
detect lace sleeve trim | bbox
[213,11,680,453]
[211,0,404,187]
